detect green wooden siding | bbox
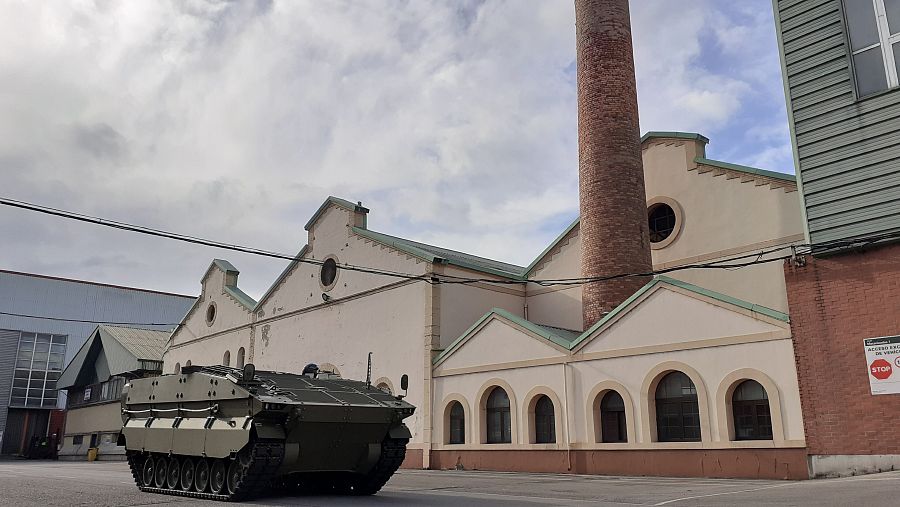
[775,0,900,244]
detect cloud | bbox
[0,0,792,297]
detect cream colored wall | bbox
[166,327,250,372]
[65,402,123,435]
[166,266,253,357]
[439,266,525,348]
[437,317,566,373]
[521,139,803,319]
[525,227,583,331]
[577,287,783,353]
[164,202,434,443]
[254,281,428,442]
[431,284,805,450]
[256,205,432,319]
[524,287,582,332]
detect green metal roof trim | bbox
[694,157,796,183]
[225,285,257,311]
[435,276,789,365]
[641,131,710,144]
[656,275,789,322]
[212,259,239,274]
[433,307,579,365]
[304,196,370,231]
[352,227,526,279]
[253,245,309,312]
[524,218,579,276]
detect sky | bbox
[0,0,794,299]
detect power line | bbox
[0,310,182,327]
[3,196,896,290]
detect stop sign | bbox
[870,359,893,380]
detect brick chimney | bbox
[576,0,652,330]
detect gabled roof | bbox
[352,227,526,279]
[433,276,789,366]
[58,325,171,389]
[304,196,369,231]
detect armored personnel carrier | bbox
[119,363,415,501]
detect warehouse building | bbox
[0,269,193,455]
[57,325,169,460]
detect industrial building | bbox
[159,0,900,480]
[0,269,193,455]
[57,325,169,460]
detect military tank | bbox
[118,363,415,501]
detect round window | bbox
[320,258,338,289]
[205,302,217,326]
[648,203,677,244]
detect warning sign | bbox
[864,336,900,395]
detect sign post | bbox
[864,336,900,395]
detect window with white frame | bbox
[844,0,900,96]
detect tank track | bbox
[126,439,284,501]
[349,437,408,495]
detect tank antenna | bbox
[366,352,373,389]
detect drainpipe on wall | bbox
[524,302,529,321]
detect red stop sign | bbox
[871,359,893,380]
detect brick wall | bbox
[784,242,900,455]
[575,0,652,330]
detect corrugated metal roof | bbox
[58,325,170,389]
[100,325,169,361]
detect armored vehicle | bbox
[119,363,415,501]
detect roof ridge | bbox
[364,228,525,271]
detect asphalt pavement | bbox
[1,459,898,506]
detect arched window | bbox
[223,350,231,367]
[174,362,181,375]
[486,387,511,444]
[236,347,245,368]
[655,371,701,442]
[185,360,192,367]
[600,391,627,443]
[448,401,465,444]
[533,395,556,444]
[732,380,772,440]
[376,382,392,395]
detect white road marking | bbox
[653,483,798,505]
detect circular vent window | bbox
[320,257,338,290]
[205,302,217,326]
[648,204,676,243]
[647,198,682,249]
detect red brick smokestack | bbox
[576,0,652,330]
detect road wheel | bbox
[180,457,195,491]
[195,459,210,492]
[226,458,243,496]
[166,456,181,489]
[154,455,168,488]
[141,455,155,487]
[210,459,227,494]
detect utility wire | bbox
[0,310,182,327]
[2,196,895,290]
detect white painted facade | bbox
[164,133,807,468]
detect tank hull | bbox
[119,365,415,501]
